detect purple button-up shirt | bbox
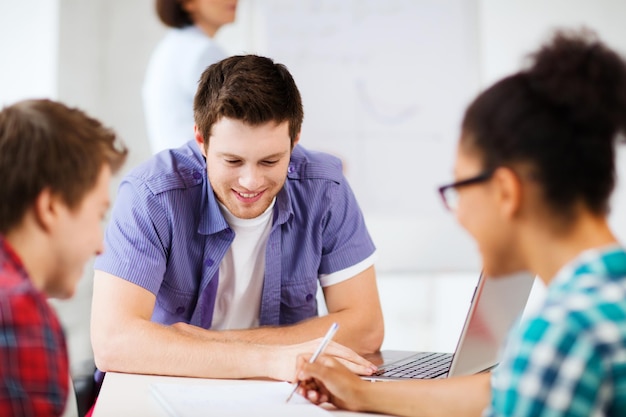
[94,141,376,329]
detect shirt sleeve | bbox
[0,291,69,417]
[486,315,605,417]
[318,176,376,275]
[94,176,170,295]
[319,252,376,287]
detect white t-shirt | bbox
[211,200,275,330]
[211,199,376,329]
[142,25,227,154]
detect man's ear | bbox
[492,167,523,220]
[292,132,301,149]
[33,188,62,232]
[194,124,207,157]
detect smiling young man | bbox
[0,99,127,416]
[91,55,384,383]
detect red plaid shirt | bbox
[0,236,69,416]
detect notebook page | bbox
[150,380,332,417]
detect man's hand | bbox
[268,339,377,382]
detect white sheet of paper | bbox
[150,381,332,417]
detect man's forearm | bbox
[217,309,384,354]
[93,318,275,379]
[93,318,375,382]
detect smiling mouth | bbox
[237,191,260,198]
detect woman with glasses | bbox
[293,29,626,416]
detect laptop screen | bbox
[449,271,535,376]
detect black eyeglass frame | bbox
[438,169,494,210]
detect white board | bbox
[258,0,482,271]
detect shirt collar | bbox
[198,172,294,235]
[273,184,294,226]
[549,243,626,294]
[199,179,230,235]
[0,235,26,272]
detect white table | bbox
[92,371,390,417]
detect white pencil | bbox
[285,322,339,403]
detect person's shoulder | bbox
[173,25,209,40]
[151,25,224,88]
[151,26,214,61]
[124,141,206,196]
[0,274,49,324]
[0,253,32,296]
[158,26,203,43]
[531,277,626,344]
[166,26,217,52]
[288,145,344,183]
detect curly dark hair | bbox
[461,28,626,218]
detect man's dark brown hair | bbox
[0,99,128,233]
[193,54,304,149]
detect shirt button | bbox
[305,293,313,302]
[205,258,214,267]
[176,306,185,314]
[192,171,202,179]
[288,165,294,173]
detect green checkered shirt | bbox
[485,245,626,417]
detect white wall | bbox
[252,1,483,272]
[479,0,626,85]
[0,0,59,105]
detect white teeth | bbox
[239,192,259,198]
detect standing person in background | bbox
[0,99,127,416]
[295,28,626,417]
[143,0,238,154]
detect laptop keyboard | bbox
[372,352,453,379]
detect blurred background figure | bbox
[143,0,238,154]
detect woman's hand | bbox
[294,354,372,411]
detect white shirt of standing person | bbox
[143,25,227,154]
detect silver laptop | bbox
[364,271,535,381]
